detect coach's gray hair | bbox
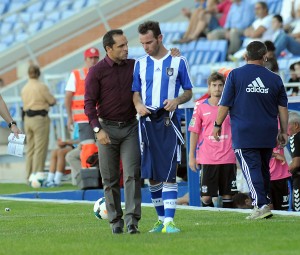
[288,111,300,124]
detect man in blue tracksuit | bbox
[213,41,288,219]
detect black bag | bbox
[86,152,99,168]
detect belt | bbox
[100,118,136,128]
[25,109,48,117]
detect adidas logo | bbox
[155,67,161,72]
[246,77,269,94]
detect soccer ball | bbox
[93,197,108,220]
[30,172,46,188]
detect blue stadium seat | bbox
[41,0,59,12]
[268,0,283,15]
[26,1,43,13]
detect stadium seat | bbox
[268,0,283,15]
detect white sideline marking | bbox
[1,196,300,217]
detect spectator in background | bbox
[21,65,56,183]
[44,136,79,187]
[174,0,232,44]
[243,2,273,45]
[0,94,22,137]
[280,0,300,27]
[65,47,99,140]
[286,62,300,96]
[273,7,300,57]
[288,111,300,211]
[213,41,288,219]
[188,72,237,208]
[207,0,255,56]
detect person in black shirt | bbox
[288,111,300,211]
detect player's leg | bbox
[201,165,218,207]
[270,178,289,210]
[148,179,165,233]
[219,164,238,208]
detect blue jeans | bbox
[275,32,300,57]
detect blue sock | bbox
[149,182,164,222]
[162,183,178,224]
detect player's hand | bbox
[189,156,199,172]
[213,126,222,141]
[163,98,178,112]
[135,103,151,117]
[273,153,286,165]
[96,129,111,145]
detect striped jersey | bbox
[132,53,193,107]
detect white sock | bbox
[47,172,55,182]
[54,172,63,185]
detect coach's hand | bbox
[96,129,111,145]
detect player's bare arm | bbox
[163,89,192,112]
[65,91,74,131]
[213,105,229,141]
[189,132,200,172]
[133,91,151,116]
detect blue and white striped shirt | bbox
[132,53,193,108]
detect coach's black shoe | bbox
[127,224,140,234]
[112,227,123,234]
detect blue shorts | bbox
[139,107,184,182]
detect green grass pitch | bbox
[1,184,300,255]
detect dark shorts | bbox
[139,108,184,182]
[201,164,237,197]
[292,174,300,211]
[270,177,290,210]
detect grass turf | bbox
[1,184,300,255]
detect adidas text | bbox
[246,87,269,93]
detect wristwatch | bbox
[8,121,17,129]
[214,121,222,128]
[93,127,101,133]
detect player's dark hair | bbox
[264,57,279,73]
[246,41,267,61]
[264,40,276,52]
[207,72,225,85]
[138,21,161,39]
[28,65,40,79]
[103,29,123,52]
[273,14,283,24]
